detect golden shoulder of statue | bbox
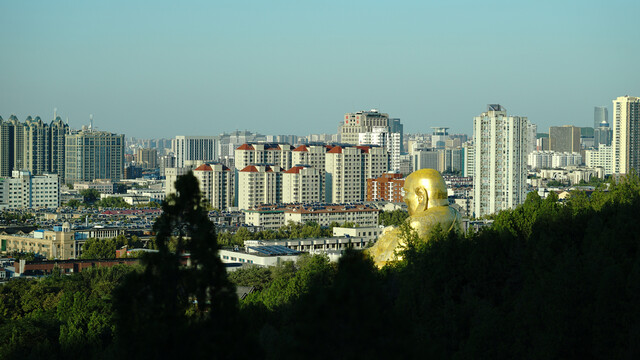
[366,169,462,268]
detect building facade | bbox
[549,125,581,153]
[282,165,324,204]
[612,96,640,175]
[237,164,282,210]
[366,172,404,202]
[65,130,124,183]
[193,163,235,211]
[173,136,217,168]
[0,171,59,209]
[473,104,530,217]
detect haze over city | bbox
[2,0,639,138]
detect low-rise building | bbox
[244,203,380,229]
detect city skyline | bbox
[2,1,639,138]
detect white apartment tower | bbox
[473,105,530,217]
[612,96,640,175]
[173,136,217,168]
[193,163,235,211]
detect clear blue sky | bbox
[1,0,639,138]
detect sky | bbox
[1,0,639,139]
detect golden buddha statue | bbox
[367,169,462,268]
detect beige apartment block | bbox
[234,143,293,170]
[282,165,324,204]
[238,164,282,210]
[193,163,235,211]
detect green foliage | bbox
[379,209,409,226]
[79,189,100,205]
[0,265,138,359]
[113,171,242,358]
[80,234,144,259]
[64,199,82,208]
[7,172,640,358]
[218,221,333,247]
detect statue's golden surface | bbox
[367,169,462,268]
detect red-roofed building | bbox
[193,163,235,210]
[325,145,389,203]
[366,173,405,202]
[235,143,293,170]
[238,164,283,210]
[282,165,324,204]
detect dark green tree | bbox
[113,171,241,358]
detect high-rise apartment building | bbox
[473,104,530,217]
[612,96,640,175]
[359,127,401,172]
[234,143,293,170]
[173,136,217,168]
[237,164,282,210]
[0,115,69,179]
[325,145,388,203]
[282,165,324,204]
[65,130,124,183]
[193,163,235,211]
[549,125,581,153]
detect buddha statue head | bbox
[403,169,449,216]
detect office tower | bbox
[193,163,234,211]
[431,127,449,149]
[0,171,59,209]
[65,130,124,183]
[389,118,404,152]
[137,148,158,169]
[282,165,324,204]
[612,96,640,175]
[473,104,530,217]
[594,106,608,129]
[549,125,581,153]
[237,164,282,210]
[594,120,612,149]
[412,148,440,172]
[172,136,217,168]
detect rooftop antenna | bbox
[66,117,69,125]
[54,107,57,120]
[89,114,93,132]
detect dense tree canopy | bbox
[5,173,640,359]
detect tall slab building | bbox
[65,130,124,183]
[473,105,530,217]
[612,96,640,175]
